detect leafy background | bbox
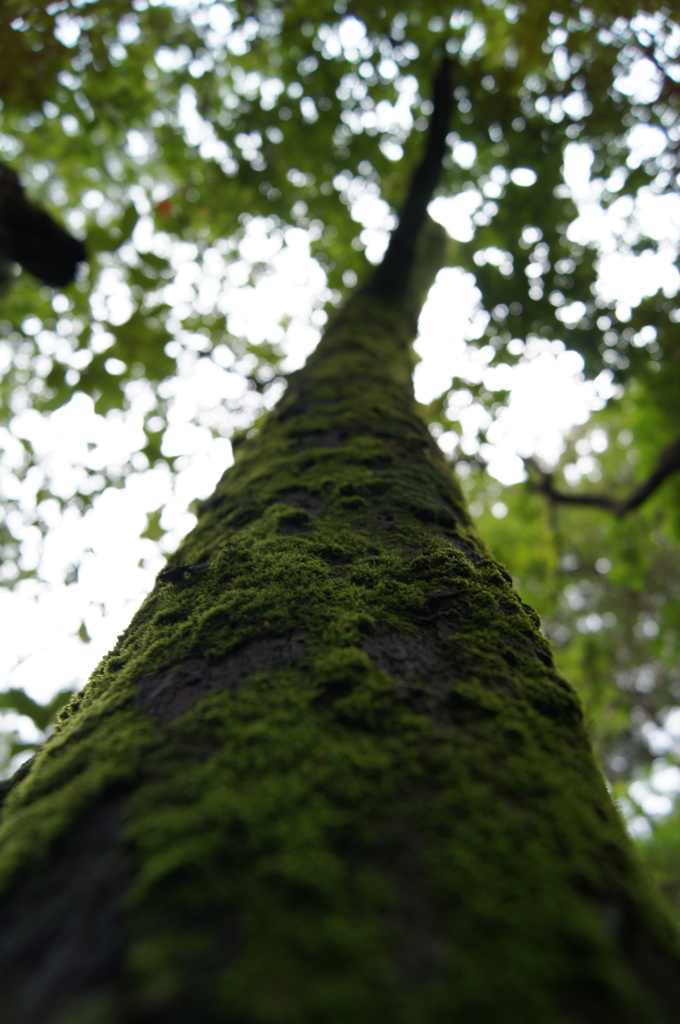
[1,0,679,908]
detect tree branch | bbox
[525,436,680,517]
[0,161,86,289]
[368,56,454,300]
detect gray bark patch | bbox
[278,488,325,516]
[362,629,502,726]
[293,429,345,451]
[363,630,450,688]
[134,635,306,724]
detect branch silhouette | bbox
[525,436,680,517]
[0,161,86,289]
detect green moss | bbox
[1,287,679,1022]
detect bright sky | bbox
[1,61,679,778]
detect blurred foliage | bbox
[0,0,679,905]
[0,686,73,780]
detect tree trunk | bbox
[0,243,679,1022]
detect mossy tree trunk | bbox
[1,71,680,1024]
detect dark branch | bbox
[0,162,86,289]
[525,436,680,517]
[368,56,454,300]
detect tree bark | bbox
[0,234,679,1022]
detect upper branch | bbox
[367,57,454,301]
[526,436,680,517]
[0,162,86,289]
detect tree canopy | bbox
[0,0,679,901]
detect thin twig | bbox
[525,436,680,517]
